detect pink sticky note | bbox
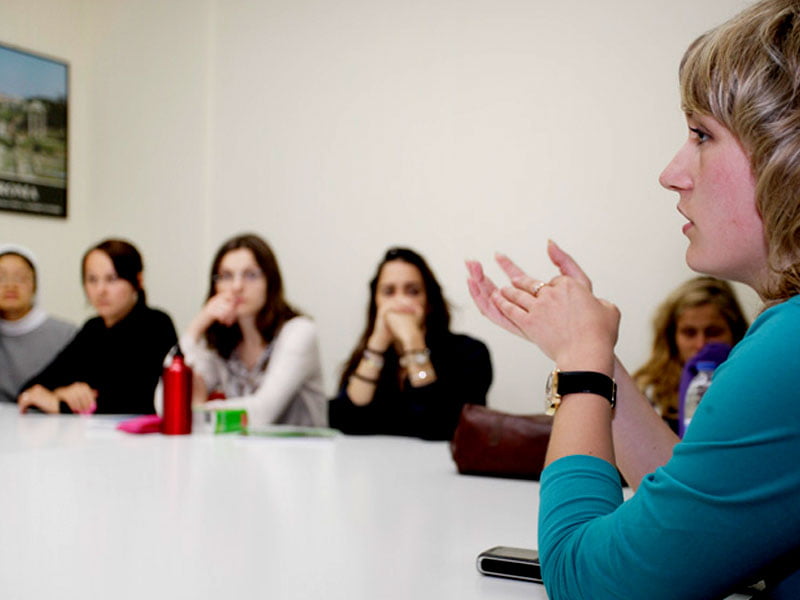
[117,415,163,434]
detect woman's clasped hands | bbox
[369,300,426,353]
[18,382,98,414]
[466,240,619,373]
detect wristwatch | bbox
[545,369,616,416]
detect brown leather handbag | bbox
[450,404,553,480]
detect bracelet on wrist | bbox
[351,372,378,384]
[362,349,385,369]
[399,348,430,368]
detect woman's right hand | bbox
[188,292,239,340]
[366,303,395,352]
[202,292,239,327]
[18,385,60,414]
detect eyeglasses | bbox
[213,269,264,285]
[0,274,34,286]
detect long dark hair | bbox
[205,233,299,359]
[82,239,146,303]
[338,247,451,389]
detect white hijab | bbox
[0,244,48,336]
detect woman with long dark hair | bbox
[180,233,325,427]
[18,239,177,414]
[329,247,492,440]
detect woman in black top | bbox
[329,247,492,440]
[18,239,177,415]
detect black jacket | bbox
[22,300,177,414]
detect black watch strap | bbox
[557,371,616,408]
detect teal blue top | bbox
[539,295,800,600]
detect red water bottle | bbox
[162,345,193,435]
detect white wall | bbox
[1,0,759,413]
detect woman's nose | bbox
[659,143,693,192]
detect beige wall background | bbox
[0,0,759,413]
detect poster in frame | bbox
[0,42,68,218]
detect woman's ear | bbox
[137,272,144,291]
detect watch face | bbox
[544,370,559,416]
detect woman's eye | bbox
[689,127,710,143]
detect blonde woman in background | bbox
[633,276,748,433]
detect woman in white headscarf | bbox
[0,244,76,403]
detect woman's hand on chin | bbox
[384,303,425,350]
[204,292,238,327]
[188,292,239,340]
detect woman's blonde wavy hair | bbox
[633,277,749,421]
[679,0,800,301]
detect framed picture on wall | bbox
[0,42,68,218]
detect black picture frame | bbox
[0,42,69,218]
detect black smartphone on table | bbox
[476,546,542,583]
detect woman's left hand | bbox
[468,241,619,372]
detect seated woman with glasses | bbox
[328,247,492,440]
[177,233,326,427]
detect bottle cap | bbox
[696,361,717,372]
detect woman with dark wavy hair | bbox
[181,233,325,427]
[329,247,492,440]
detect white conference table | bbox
[0,404,547,600]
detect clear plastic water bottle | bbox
[680,361,715,437]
